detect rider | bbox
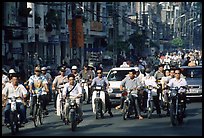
[63,73,83,123]
[28,66,49,117]
[41,66,53,103]
[79,63,94,103]
[71,65,80,82]
[52,66,69,114]
[91,68,113,117]
[115,69,143,120]
[161,69,171,116]
[142,68,162,117]
[167,68,188,117]
[2,68,9,89]
[2,73,28,126]
[154,64,165,106]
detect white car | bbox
[106,67,142,105]
[180,65,202,99]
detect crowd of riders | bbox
[2,48,200,128]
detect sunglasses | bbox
[97,72,102,74]
[35,70,41,72]
[175,73,180,74]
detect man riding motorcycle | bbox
[91,68,113,117]
[62,73,83,123]
[115,69,143,120]
[2,73,28,126]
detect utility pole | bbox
[71,2,77,60]
[113,2,119,67]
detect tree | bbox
[170,37,184,48]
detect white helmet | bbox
[9,69,16,74]
[41,67,47,71]
[71,66,77,70]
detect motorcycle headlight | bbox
[170,91,177,97]
[95,86,102,90]
[107,88,113,93]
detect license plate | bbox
[189,89,198,93]
[115,93,121,97]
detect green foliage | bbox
[170,37,184,48]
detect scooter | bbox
[92,85,106,119]
[64,97,81,131]
[7,96,22,135]
[81,79,91,104]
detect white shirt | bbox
[2,74,9,86]
[142,75,157,88]
[63,82,82,97]
[168,78,187,88]
[2,82,28,99]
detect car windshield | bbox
[181,67,202,78]
[107,70,131,81]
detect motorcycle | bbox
[7,96,22,135]
[81,79,91,104]
[145,85,159,119]
[122,89,137,120]
[168,86,187,126]
[92,85,106,119]
[57,86,65,120]
[64,96,81,131]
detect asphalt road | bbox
[2,98,202,136]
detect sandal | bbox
[138,116,143,120]
[115,105,121,110]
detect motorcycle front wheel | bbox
[122,102,129,120]
[10,111,19,135]
[170,101,178,126]
[147,100,154,119]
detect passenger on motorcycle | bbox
[167,68,188,117]
[28,66,49,116]
[52,67,69,115]
[142,68,162,117]
[2,73,28,126]
[62,73,83,122]
[91,68,113,117]
[115,69,143,120]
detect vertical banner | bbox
[67,19,73,48]
[75,17,84,48]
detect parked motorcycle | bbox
[92,85,106,119]
[168,86,187,126]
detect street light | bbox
[182,18,196,36]
[192,23,201,49]
[173,14,185,38]
[190,23,201,49]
